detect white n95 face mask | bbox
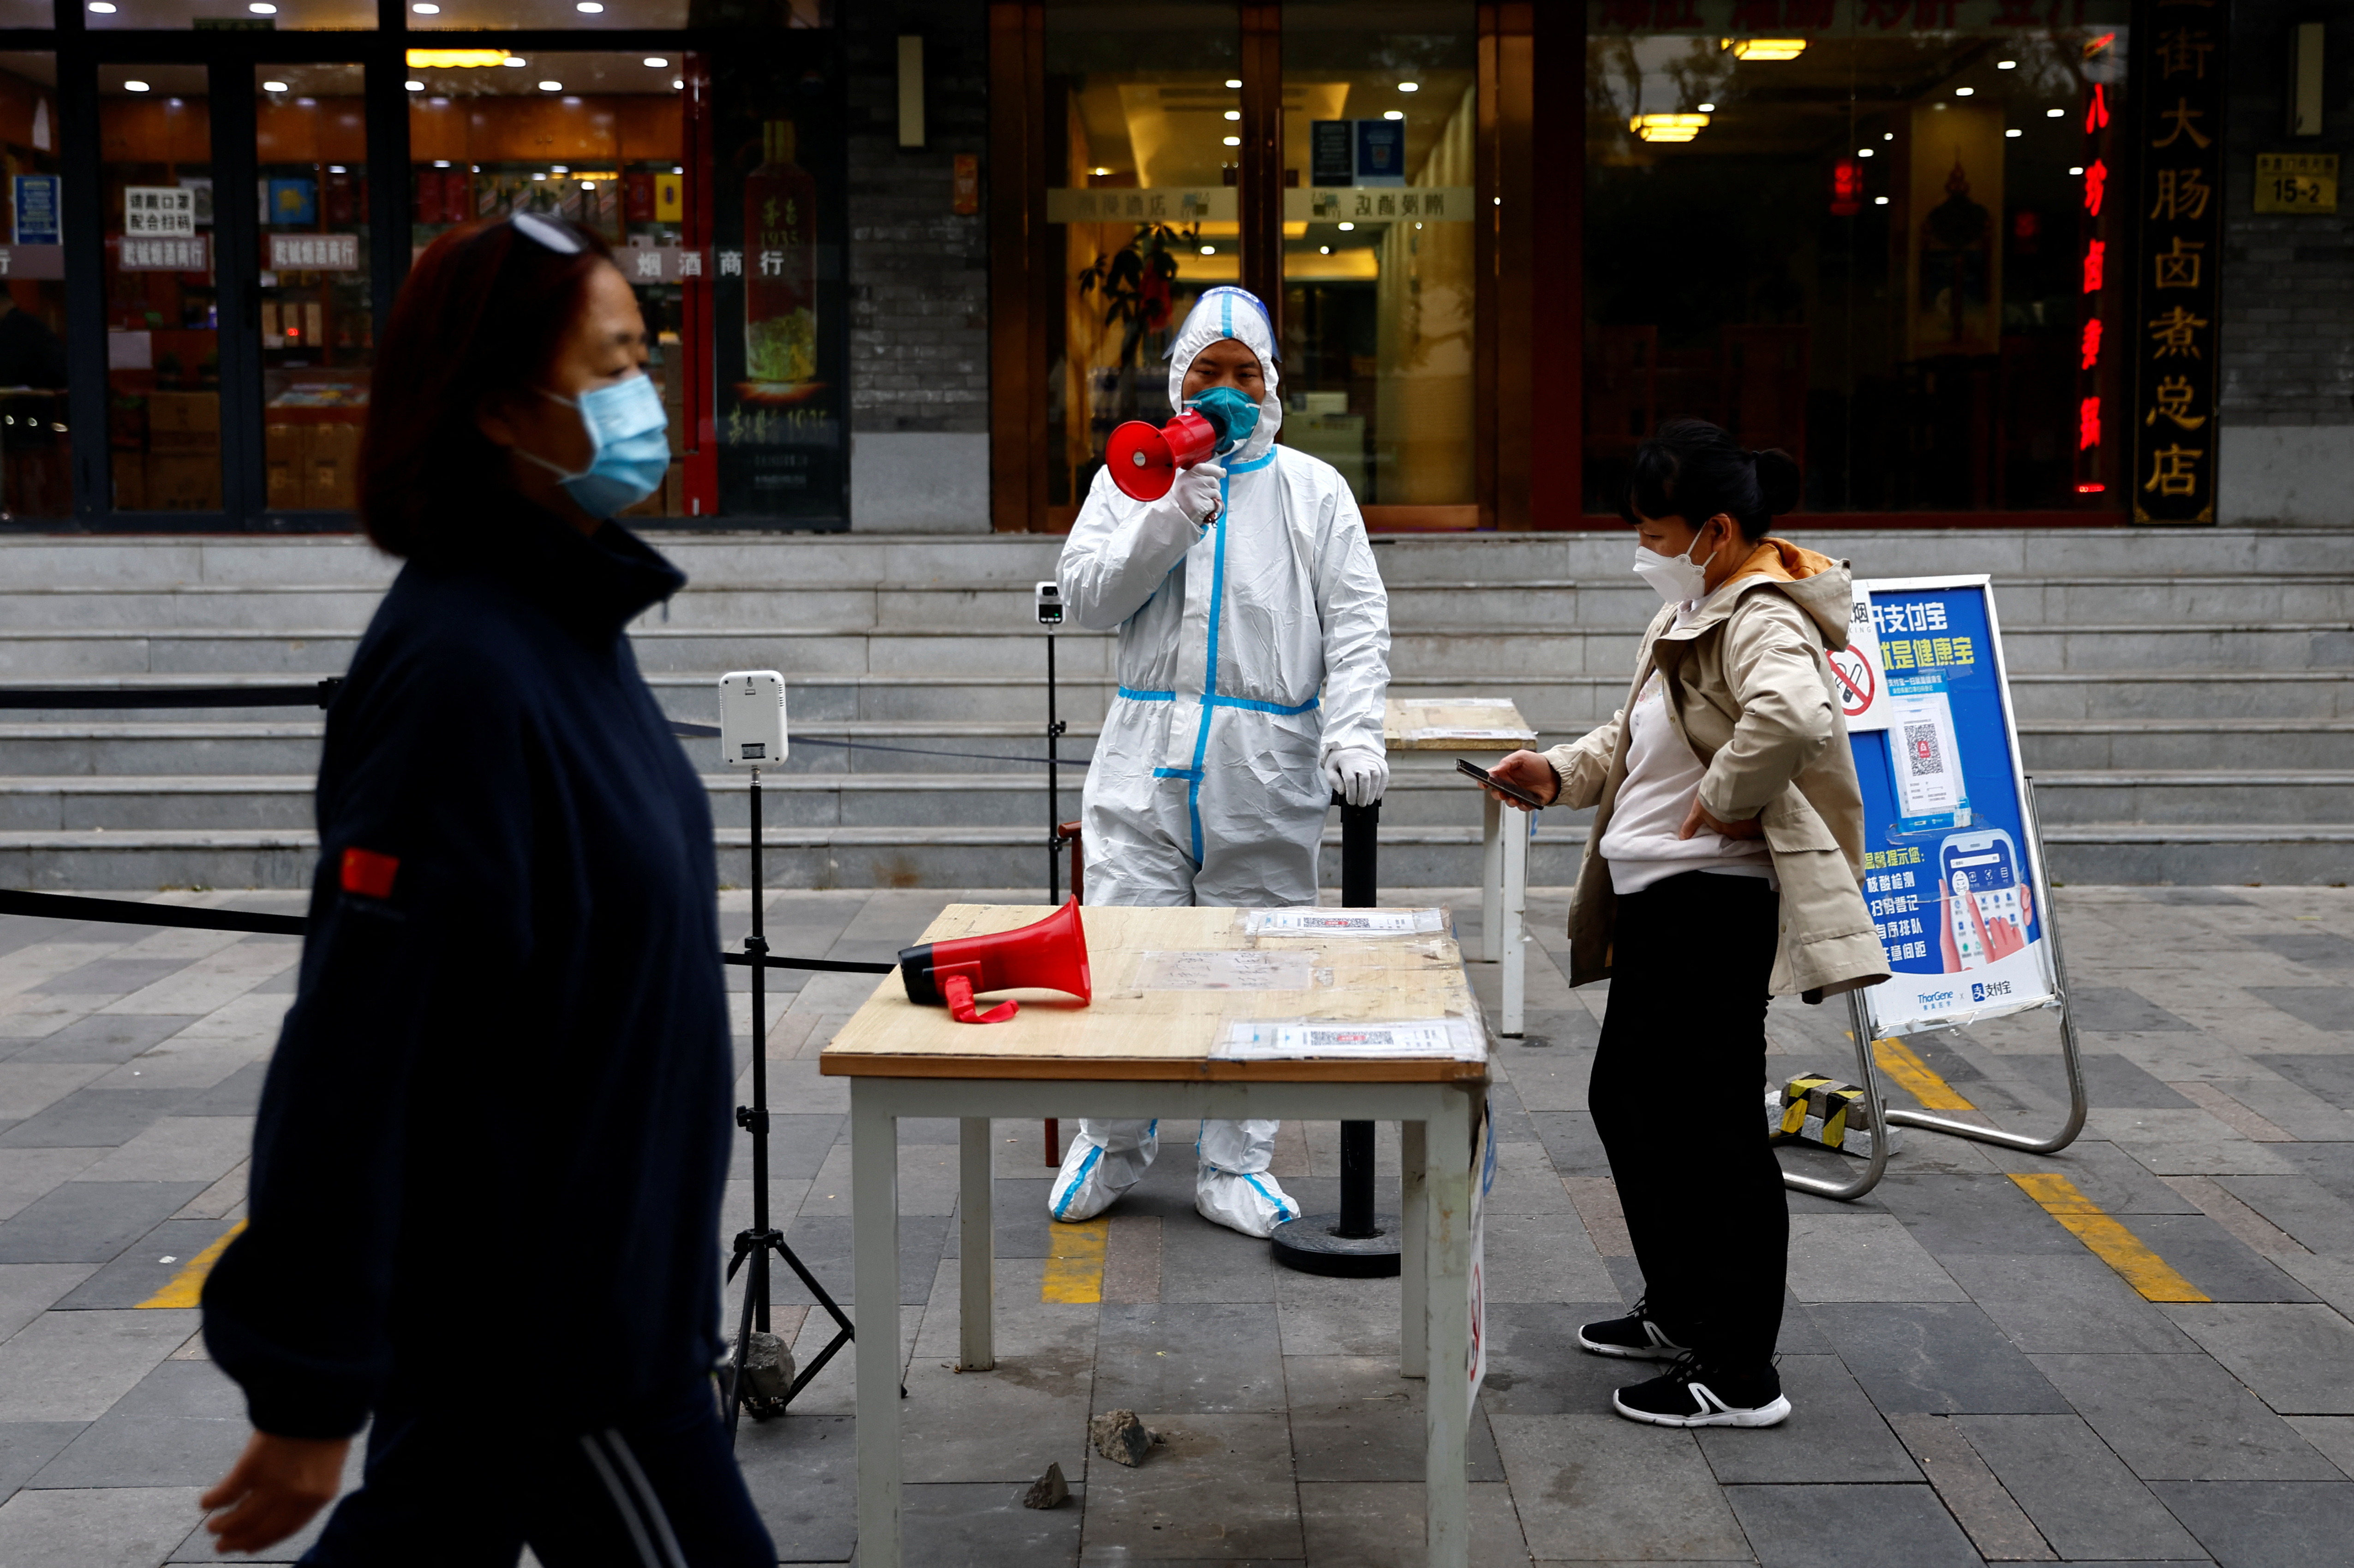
[1631,530,1718,606]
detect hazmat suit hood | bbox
[1165,286,1284,465]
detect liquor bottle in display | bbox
[744,119,817,388]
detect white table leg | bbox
[958,1116,995,1371]
[1423,1090,1474,1568]
[851,1084,902,1568]
[1479,792,1504,963]
[1399,1117,1428,1379]
[1501,808,1529,1038]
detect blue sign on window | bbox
[1354,119,1406,186]
[267,177,316,228]
[12,175,59,244]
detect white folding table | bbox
[820,902,1489,1568]
[1385,697,1538,1037]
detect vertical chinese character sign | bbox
[2074,36,2124,496]
[2132,0,2226,524]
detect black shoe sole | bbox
[1612,1388,1793,1428]
[1576,1325,1687,1359]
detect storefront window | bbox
[102,65,220,515]
[409,0,691,30]
[87,0,377,29]
[258,65,370,516]
[1584,3,2129,516]
[0,52,67,523]
[1281,0,1475,520]
[1043,0,1240,526]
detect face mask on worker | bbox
[1631,523,1721,606]
[1184,385,1261,457]
[516,373,670,519]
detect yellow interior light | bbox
[404,48,517,68]
[1631,113,1709,143]
[1729,38,1808,60]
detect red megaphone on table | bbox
[1105,409,1221,502]
[897,897,1093,1024]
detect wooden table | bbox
[821,903,1489,1568]
[1385,697,1540,1037]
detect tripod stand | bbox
[722,766,855,1438]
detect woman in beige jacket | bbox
[1482,419,1885,1431]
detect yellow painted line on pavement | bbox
[1041,1217,1108,1304]
[1871,1036,1978,1111]
[2008,1174,2210,1303]
[138,1218,246,1309]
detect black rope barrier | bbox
[0,888,895,974]
[0,679,343,711]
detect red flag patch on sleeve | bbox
[340,847,400,900]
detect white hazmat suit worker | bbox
[1048,286,1392,1238]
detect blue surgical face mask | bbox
[1184,384,1261,456]
[519,372,670,519]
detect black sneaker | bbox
[1612,1354,1792,1428]
[1577,1298,1690,1360]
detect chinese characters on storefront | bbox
[2131,1,2223,524]
[2074,42,2118,493]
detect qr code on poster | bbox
[1904,721,1943,777]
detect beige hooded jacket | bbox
[1541,538,1890,1001]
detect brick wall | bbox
[2223,2,2354,429]
[842,0,990,437]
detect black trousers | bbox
[302,1379,775,1568]
[1589,869,1788,1373]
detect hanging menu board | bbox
[1843,576,2060,1037]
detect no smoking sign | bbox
[1830,646,1876,717]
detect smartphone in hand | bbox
[1457,757,1546,809]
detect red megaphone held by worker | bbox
[1105,409,1221,502]
[896,897,1093,1024]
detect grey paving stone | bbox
[1724,1482,1982,1568]
[2147,888,2252,906]
[1490,1413,1748,1562]
[2160,1305,2354,1415]
[2283,1416,2354,1479]
[56,1217,239,1307]
[32,1393,249,1489]
[1158,1205,1279,1304]
[902,1481,1084,1567]
[1095,1302,1285,1415]
[2250,1055,2354,1111]
[0,1088,193,1149]
[10,1014,203,1067]
[2272,1142,2354,1208]
[1870,1170,2098,1257]
[2074,986,2200,1032]
[0,1308,202,1422]
[2030,1353,2345,1481]
[0,1485,211,1568]
[2123,1213,2318,1303]
[1691,1354,1919,1485]
[1953,1413,2207,1561]
[0,1180,207,1264]
[1475,1302,1651,1418]
[734,1411,855,1564]
[1808,1302,2072,1414]
[2213,1174,2354,1255]
[29,959,191,1000]
[1943,1253,2201,1354]
[180,1061,268,1117]
[1481,1209,1617,1303]
[0,1421,84,1494]
[771,1213,946,1306]
[1981,1138,2204,1215]
[1995,1049,2201,1111]
[2147,1479,2354,1568]
[1282,1356,1505,1484]
[1526,1111,1613,1178]
[1274,1268,1402,1360]
[1885,1412,2056,1561]
[1297,1480,1529,1568]
[1783,1213,1971,1302]
[0,1262,98,1340]
[901,1325,1094,1485]
[2245,931,2354,970]
[1076,1412,1302,1562]
[2245,987,2354,1034]
[725,1113,842,1183]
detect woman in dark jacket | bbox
[196,212,772,1565]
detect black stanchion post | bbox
[1046,629,1063,904]
[1269,795,1402,1275]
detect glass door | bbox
[255,64,372,518]
[0,51,67,523]
[1042,0,1242,529]
[100,64,221,516]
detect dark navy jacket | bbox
[203,507,730,1439]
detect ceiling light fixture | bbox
[1223,135,1240,146]
[1383,109,1404,120]
[2005,127,2022,137]
[2047,107,2066,117]
[539,79,563,91]
[124,78,149,92]
[1225,78,1241,89]
[1697,101,1716,112]
[1857,147,1873,156]
[1224,109,1240,120]
[1199,244,1214,255]
[263,79,288,91]
[248,2,275,12]
[412,2,438,10]
[88,2,115,10]
[1954,86,1974,96]
[404,79,424,91]
[1631,112,1709,143]
[645,56,668,67]
[1997,59,2017,69]
[1318,245,1330,254]
[406,48,511,66]
[1398,81,1419,92]
[1337,221,1355,231]
[1874,196,1889,205]
[1728,38,1806,60]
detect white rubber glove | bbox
[1165,461,1226,530]
[1321,745,1389,807]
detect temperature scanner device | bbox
[718,670,788,768]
